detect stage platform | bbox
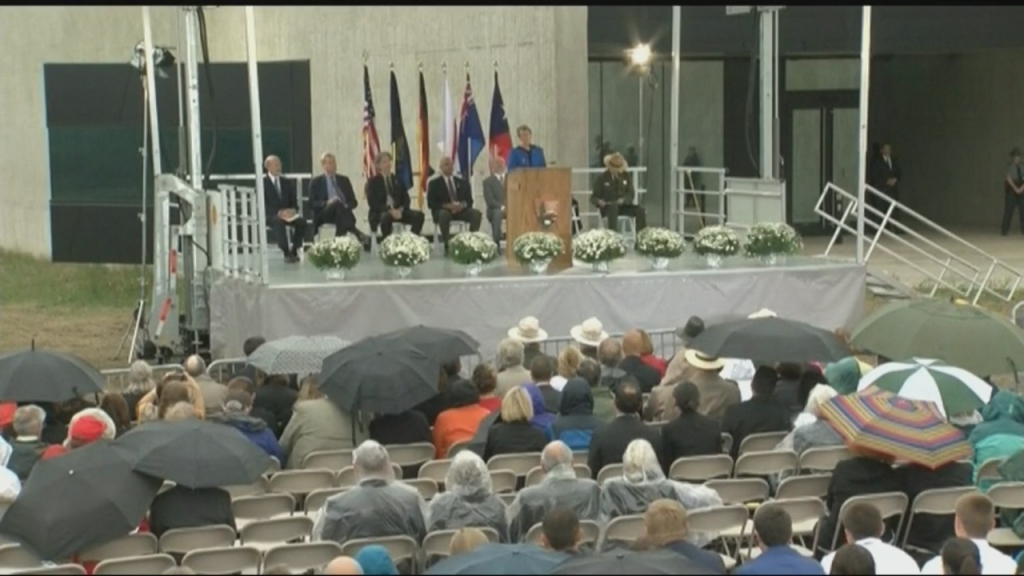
[209,254,866,358]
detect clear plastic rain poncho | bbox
[506,461,602,543]
[0,438,20,522]
[426,451,509,542]
[313,442,428,544]
[599,439,723,547]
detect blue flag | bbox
[456,73,485,177]
[389,71,413,191]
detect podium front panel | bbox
[504,167,573,269]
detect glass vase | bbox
[761,253,785,266]
[324,269,346,281]
[651,257,670,271]
[465,262,483,277]
[395,266,413,279]
[592,261,610,273]
[705,254,724,269]
[528,258,552,275]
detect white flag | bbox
[437,70,456,168]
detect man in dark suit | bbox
[587,378,662,479]
[308,152,370,250]
[263,155,307,263]
[365,151,425,240]
[426,155,482,249]
[869,142,903,232]
[720,366,791,460]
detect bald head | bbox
[324,556,363,575]
[183,355,206,378]
[264,155,282,176]
[541,440,572,472]
[622,330,644,357]
[598,338,623,368]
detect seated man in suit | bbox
[426,156,482,250]
[308,152,370,250]
[482,156,507,245]
[263,155,307,263]
[365,152,425,240]
[592,152,646,233]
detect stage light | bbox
[130,41,176,78]
[630,43,652,67]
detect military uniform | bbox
[591,170,647,233]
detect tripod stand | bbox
[112,75,153,362]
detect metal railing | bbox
[816,182,1023,304]
[209,173,314,215]
[670,167,728,237]
[212,184,268,283]
[101,363,185,390]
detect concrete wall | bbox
[0,6,588,257]
[870,51,1024,229]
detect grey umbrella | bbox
[247,335,349,375]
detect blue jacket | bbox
[212,412,285,464]
[508,145,546,170]
[735,546,824,575]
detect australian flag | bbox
[456,73,485,177]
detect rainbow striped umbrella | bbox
[818,389,971,469]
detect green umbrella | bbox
[857,358,994,417]
[851,298,1024,376]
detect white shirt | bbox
[920,538,1017,575]
[821,538,920,575]
[551,375,568,392]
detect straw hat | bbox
[508,316,549,344]
[747,308,777,319]
[570,318,609,348]
[684,349,726,371]
[604,152,627,171]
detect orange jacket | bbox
[432,404,491,459]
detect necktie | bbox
[885,156,892,170]
[385,176,394,207]
[329,176,346,207]
[273,177,281,200]
[447,178,457,202]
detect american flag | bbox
[362,64,381,180]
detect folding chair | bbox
[799,446,853,473]
[526,520,601,547]
[986,481,1024,547]
[596,463,624,485]
[669,454,734,483]
[403,478,440,501]
[93,554,176,576]
[738,431,789,455]
[302,449,354,471]
[498,492,517,507]
[572,451,588,465]
[686,504,751,570]
[486,453,542,478]
[599,514,645,550]
[977,458,1006,482]
[265,457,282,475]
[744,497,827,559]
[239,515,314,550]
[703,478,770,505]
[231,493,295,531]
[0,544,42,573]
[447,441,471,458]
[901,486,978,551]
[13,565,85,575]
[340,536,419,573]
[159,525,237,556]
[223,476,271,500]
[422,528,500,566]
[79,532,159,564]
[721,433,734,456]
[775,473,832,500]
[263,542,343,574]
[269,469,337,497]
[734,450,799,478]
[418,459,453,486]
[181,546,262,575]
[830,492,909,550]
[304,487,349,517]
[489,469,518,493]
[386,442,436,469]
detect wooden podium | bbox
[505,167,573,270]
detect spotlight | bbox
[130,41,176,78]
[629,43,652,67]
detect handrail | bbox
[815,182,1022,304]
[670,166,728,236]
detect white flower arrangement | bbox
[513,232,565,264]
[572,229,628,264]
[378,231,431,268]
[635,227,686,259]
[692,225,741,257]
[305,235,362,270]
[449,231,499,266]
[743,222,803,258]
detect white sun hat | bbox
[570,317,609,348]
[684,349,727,371]
[748,308,777,319]
[508,316,549,344]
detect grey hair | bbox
[804,384,838,418]
[496,338,525,370]
[353,440,393,480]
[375,151,393,165]
[184,355,207,378]
[541,440,573,472]
[622,439,664,483]
[12,405,45,437]
[445,451,492,497]
[163,402,196,422]
[127,360,155,394]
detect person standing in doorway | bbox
[1001,147,1024,236]
[869,142,903,233]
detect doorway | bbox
[781,90,859,236]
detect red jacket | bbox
[640,354,667,379]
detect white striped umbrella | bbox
[857,358,994,417]
[248,335,349,375]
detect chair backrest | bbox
[159,524,237,555]
[721,432,734,456]
[266,457,282,475]
[498,492,517,507]
[0,544,41,571]
[269,469,337,495]
[526,520,601,547]
[79,532,159,563]
[985,481,1024,509]
[525,466,546,487]
[93,554,176,576]
[418,459,453,484]
[901,486,979,548]
[596,463,624,485]
[263,542,344,574]
[738,431,789,455]
[422,527,501,559]
[761,497,828,550]
[181,546,262,575]
[239,515,315,545]
[686,504,751,535]
[12,565,86,575]
[669,454,734,483]
[304,487,349,513]
[447,441,471,458]
[574,464,592,479]
[703,478,770,505]
[340,535,419,566]
[402,478,440,501]
[489,469,518,493]
[601,514,645,547]
[487,453,542,477]
[231,493,296,520]
[799,446,854,472]
[775,473,832,500]
[977,458,1007,482]
[385,442,436,467]
[302,448,354,471]
[222,476,271,500]
[831,491,909,550]
[572,451,589,465]
[734,450,798,477]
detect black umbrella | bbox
[0,442,161,561]
[551,549,716,575]
[0,344,104,402]
[687,316,850,363]
[376,325,479,362]
[425,543,566,575]
[320,337,440,414]
[114,419,273,488]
